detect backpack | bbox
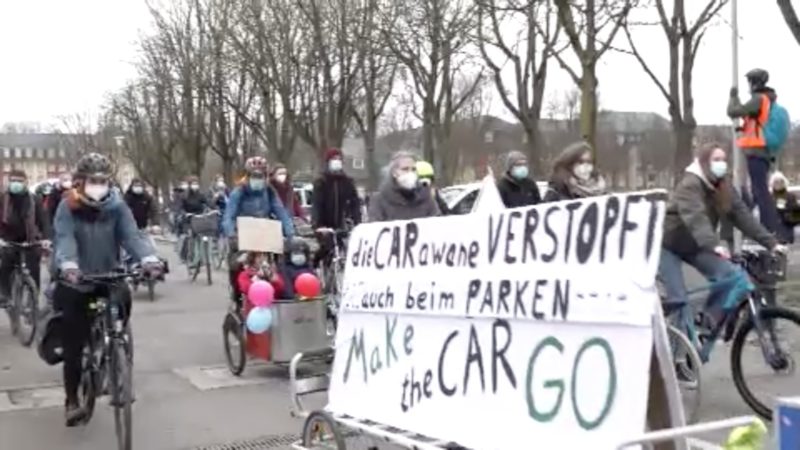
[763,98,790,156]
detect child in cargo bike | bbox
[235,238,316,306]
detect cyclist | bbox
[124,178,157,233]
[0,169,51,306]
[496,150,542,208]
[52,152,162,426]
[176,176,208,262]
[312,148,361,266]
[368,151,440,222]
[209,175,228,212]
[222,156,294,301]
[270,163,305,219]
[659,142,785,324]
[415,160,450,215]
[45,173,73,234]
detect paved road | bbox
[0,240,798,449]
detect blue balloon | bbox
[246,307,273,334]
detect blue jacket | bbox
[54,191,158,274]
[221,184,294,238]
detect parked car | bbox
[293,182,314,216]
[439,181,549,215]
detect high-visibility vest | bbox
[736,95,770,149]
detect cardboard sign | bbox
[236,217,283,253]
[328,191,670,449]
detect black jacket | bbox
[311,173,362,229]
[496,175,541,208]
[0,192,50,242]
[180,190,208,215]
[124,189,156,229]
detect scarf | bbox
[2,192,37,240]
[567,175,608,198]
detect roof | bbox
[0,133,68,149]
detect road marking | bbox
[0,383,64,413]
[172,364,276,391]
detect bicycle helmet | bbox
[415,160,434,179]
[244,156,268,176]
[75,152,112,178]
[745,68,769,89]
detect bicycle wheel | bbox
[78,348,98,424]
[730,305,800,420]
[302,410,346,450]
[109,341,133,450]
[191,240,201,282]
[14,274,38,347]
[214,237,228,270]
[146,278,156,302]
[8,274,21,337]
[222,312,246,376]
[666,325,702,423]
[204,240,212,285]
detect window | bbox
[484,131,494,143]
[1,148,8,159]
[352,158,365,170]
[25,148,33,158]
[35,148,43,159]
[12,148,20,158]
[47,148,56,159]
[58,148,66,159]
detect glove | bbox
[40,240,52,251]
[63,268,81,284]
[730,86,738,97]
[774,244,789,255]
[714,245,731,260]
[142,260,164,278]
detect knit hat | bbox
[324,148,343,161]
[505,150,527,172]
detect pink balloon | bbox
[248,280,275,307]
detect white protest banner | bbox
[328,191,668,450]
[471,172,506,214]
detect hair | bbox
[389,151,418,172]
[695,141,732,213]
[550,141,592,184]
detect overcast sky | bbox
[0,0,796,128]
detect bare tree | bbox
[777,0,800,47]
[382,0,483,178]
[551,0,633,152]
[476,0,560,165]
[622,0,728,173]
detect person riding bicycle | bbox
[124,178,158,233]
[52,152,162,426]
[0,169,51,306]
[209,175,228,212]
[270,163,305,219]
[176,176,209,262]
[222,156,294,302]
[312,148,362,266]
[44,173,73,236]
[659,142,786,326]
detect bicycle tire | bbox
[15,274,38,347]
[302,410,346,450]
[214,237,227,270]
[191,239,201,282]
[204,241,212,285]
[730,306,800,420]
[222,312,246,376]
[8,274,21,336]
[110,341,133,450]
[666,325,702,423]
[78,349,98,424]
[146,278,156,302]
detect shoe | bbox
[64,400,84,427]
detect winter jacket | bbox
[123,189,156,230]
[772,189,800,243]
[662,161,776,258]
[221,184,294,239]
[311,173,361,229]
[727,87,777,159]
[54,190,158,274]
[367,180,440,222]
[496,174,541,208]
[270,181,305,218]
[180,190,208,215]
[0,191,50,242]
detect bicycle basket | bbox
[190,212,220,236]
[745,250,787,284]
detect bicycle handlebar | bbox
[80,269,143,284]
[0,240,47,249]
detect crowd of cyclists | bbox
[0,67,796,438]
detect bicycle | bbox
[211,233,228,270]
[184,211,219,285]
[660,246,800,421]
[0,240,45,346]
[74,269,139,450]
[315,225,351,338]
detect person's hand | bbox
[714,245,731,259]
[730,86,738,97]
[63,268,81,284]
[774,244,789,255]
[40,240,52,251]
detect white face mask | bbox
[396,171,418,190]
[85,184,109,201]
[710,160,728,178]
[290,253,307,266]
[61,180,72,189]
[274,173,287,184]
[190,183,200,191]
[215,181,225,190]
[328,159,343,172]
[573,163,593,181]
[132,186,144,194]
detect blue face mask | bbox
[8,181,26,194]
[249,179,265,191]
[511,165,529,180]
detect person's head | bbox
[42,182,53,195]
[285,237,311,267]
[178,178,189,191]
[7,170,28,195]
[271,163,289,185]
[75,152,113,204]
[59,172,73,190]
[415,160,435,189]
[184,176,200,192]
[324,148,344,173]
[505,150,530,181]
[214,176,226,190]
[745,68,769,93]
[129,178,144,195]
[553,141,594,182]
[390,151,418,191]
[695,142,732,211]
[244,156,269,191]
[245,251,269,271]
[770,171,789,193]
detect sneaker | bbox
[64,400,84,427]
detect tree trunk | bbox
[525,126,543,176]
[222,157,234,185]
[672,122,694,182]
[579,66,598,154]
[364,125,380,192]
